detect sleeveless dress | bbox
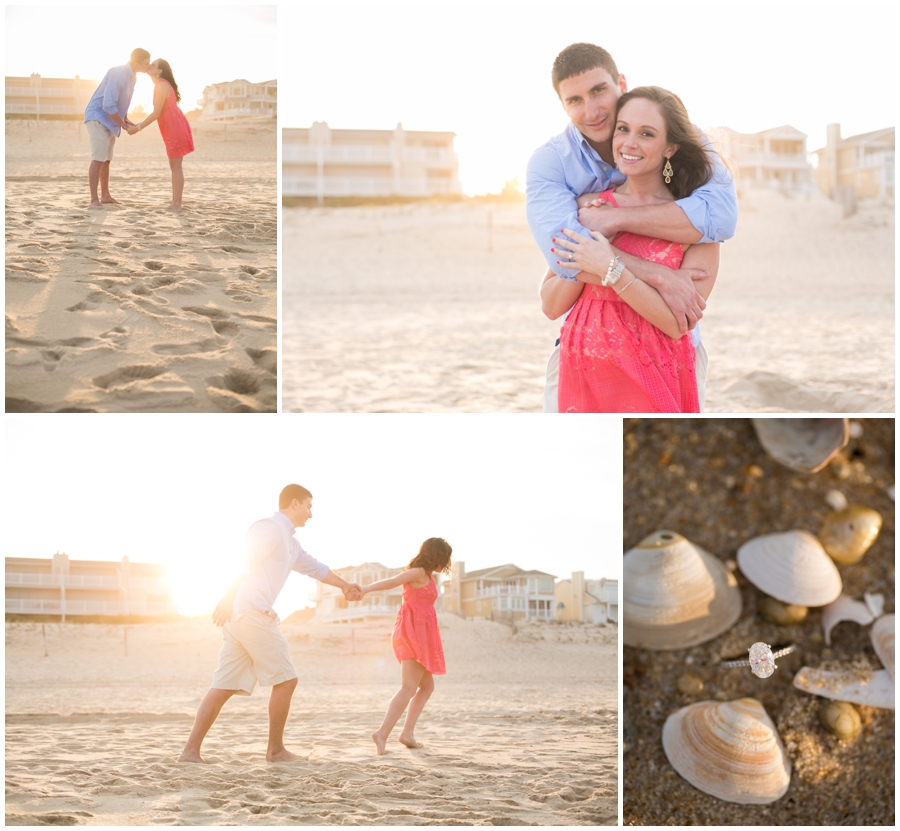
[558,189,699,413]
[156,80,194,159]
[391,578,446,675]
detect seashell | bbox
[752,418,849,473]
[758,596,808,626]
[871,614,894,679]
[623,531,742,650]
[824,489,849,511]
[793,666,895,709]
[821,594,874,645]
[819,505,882,565]
[818,700,861,739]
[662,697,791,805]
[864,592,885,619]
[737,531,842,607]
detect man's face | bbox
[558,67,626,148]
[293,497,313,527]
[136,57,152,74]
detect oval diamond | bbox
[749,642,776,678]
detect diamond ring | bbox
[721,642,797,678]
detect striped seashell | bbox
[662,697,792,805]
[623,531,741,650]
[737,531,842,607]
[871,614,894,680]
[752,418,849,473]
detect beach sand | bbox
[5,615,617,826]
[6,120,276,412]
[623,418,894,825]
[282,191,893,413]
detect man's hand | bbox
[212,596,234,627]
[653,266,708,334]
[577,203,619,241]
[126,125,139,136]
[343,583,363,602]
[124,118,135,127]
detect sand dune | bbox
[282,190,893,413]
[5,616,617,826]
[5,120,276,412]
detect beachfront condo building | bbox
[197,78,277,121]
[5,74,98,119]
[310,561,444,624]
[5,553,176,620]
[713,124,814,194]
[813,124,895,200]
[441,562,557,622]
[282,122,462,202]
[555,574,618,624]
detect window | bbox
[540,578,553,592]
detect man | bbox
[179,484,362,764]
[83,48,151,207]
[526,43,738,412]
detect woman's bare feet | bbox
[100,196,120,204]
[266,748,304,762]
[178,749,207,763]
[165,204,183,211]
[372,731,387,755]
[398,735,424,749]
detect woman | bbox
[134,59,194,210]
[547,86,720,413]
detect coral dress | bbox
[558,189,699,413]
[392,578,446,675]
[156,80,194,159]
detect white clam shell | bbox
[662,697,792,805]
[752,418,849,473]
[623,530,741,650]
[793,666,895,709]
[864,592,885,619]
[737,531,842,607]
[821,594,874,645]
[871,614,895,679]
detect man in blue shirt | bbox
[84,48,151,206]
[526,43,738,412]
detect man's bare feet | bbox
[100,196,120,204]
[266,748,304,762]
[89,201,103,208]
[372,731,387,755]
[398,735,424,749]
[178,749,207,763]
[166,204,183,211]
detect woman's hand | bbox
[551,228,616,279]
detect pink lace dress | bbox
[558,189,700,413]
[392,578,446,675]
[156,80,194,159]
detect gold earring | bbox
[663,158,673,184]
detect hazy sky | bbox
[4,415,622,618]
[281,1,895,194]
[4,5,277,116]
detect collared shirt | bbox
[84,64,137,137]
[232,511,330,621]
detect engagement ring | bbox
[720,642,797,679]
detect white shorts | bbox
[543,339,709,413]
[211,610,297,696]
[86,120,116,163]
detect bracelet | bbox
[602,256,626,287]
[616,275,637,295]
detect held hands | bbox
[343,583,364,602]
[551,227,615,279]
[126,125,139,136]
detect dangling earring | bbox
[663,158,673,184]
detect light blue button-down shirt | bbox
[84,64,137,137]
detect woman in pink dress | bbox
[134,59,194,210]
[546,86,720,413]
[358,537,451,755]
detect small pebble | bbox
[759,596,808,625]
[825,489,849,511]
[819,700,861,739]
[677,672,704,695]
[849,421,864,439]
[746,464,764,478]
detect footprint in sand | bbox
[143,261,165,271]
[245,348,276,375]
[67,292,107,312]
[153,339,221,356]
[220,245,250,254]
[114,241,133,249]
[93,364,167,390]
[240,265,260,275]
[184,306,240,336]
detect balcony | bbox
[5,598,177,616]
[283,174,462,198]
[5,104,83,115]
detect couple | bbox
[84,48,194,210]
[526,43,739,413]
[179,485,449,763]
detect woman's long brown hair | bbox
[407,537,453,575]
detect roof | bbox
[812,126,894,155]
[461,563,557,580]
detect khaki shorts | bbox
[543,339,709,412]
[86,120,116,163]
[211,610,297,695]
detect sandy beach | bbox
[623,418,894,825]
[5,615,617,826]
[6,120,276,412]
[282,191,893,413]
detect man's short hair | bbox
[130,48,151,64]
[552,43,619,96]
[279,484,312,509]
